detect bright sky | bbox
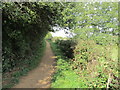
[50,27,75,38]
[51,30,69,37]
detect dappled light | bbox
[51,56,58,59]
[12,41,56,88]
[2,1,119,89]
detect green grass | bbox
[3,40,46,88]
[111,45,118,60]
[49,39,119,88]
[48,40,88,88]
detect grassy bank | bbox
[3,40,46,88]
[48,39,119,88]
[48,40,83,88]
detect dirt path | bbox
[13,41,56,88]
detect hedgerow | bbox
[49,40,88,88]
[2,2,71,88]
[51,37,119,88]
[55,39,76,59]
[2,2,66,72]
[72,39,119,88]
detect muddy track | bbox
[13,41,56,88]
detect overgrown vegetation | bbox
[49,40,83,88]
[2,2,64,73]
[55,39,76,59]
[49,2,119,89]
[2,2,68,88]
[2,1,119,89]
[50,36,119,88]
[3,40,46,88]
[72,39,118,88]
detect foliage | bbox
[51,36,67,42]
[49,41,88,88]
[51,37,119,88]
[73,2,118,36]
[71,39,119,88]
[2,2,119,89]
[2,2,69,72]
[55,39,76,58]
[50,2,119,88]
[69,2,119,88]
[3,40,46,88]
[45,32,53,40]
[2,2,74,88]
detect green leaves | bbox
[3,2,69,73]
[72,2,118,36]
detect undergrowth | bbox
[49,38,119,89]
[72,39,119,88]
[48,40,86,88]
[2,40,46,88]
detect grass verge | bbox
[48,40,84,88]
[48,40,119,88]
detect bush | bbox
[55,39,76,59]
[71,39,119,88]
[49,41,88,88]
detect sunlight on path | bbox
[13,41,56,88]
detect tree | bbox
[45,32,53,40]
[73,2,118,36]
[2,2,74,72]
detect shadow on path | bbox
[13,41,56,88]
